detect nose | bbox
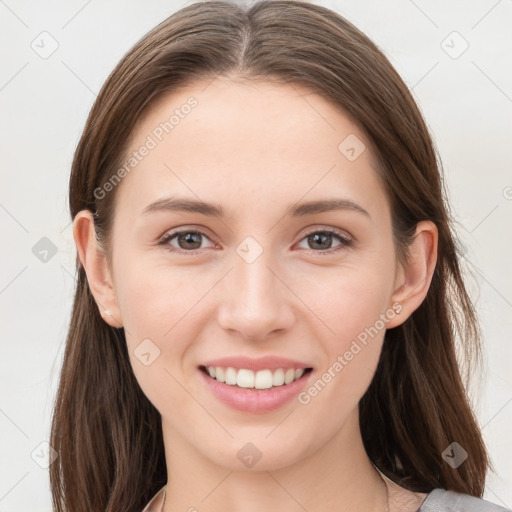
[216,248,294,342]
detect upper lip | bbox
[201,356,313,372]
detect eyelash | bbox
[157,227,353,255]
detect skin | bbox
[74,76,437,511]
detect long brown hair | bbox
[50,1,490,510]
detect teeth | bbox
[272,368,285,387]
[284,368,295,384]
[215,367,225,383]
[225,367,237,385]
[256,369,273,389]
[204,366,307,389]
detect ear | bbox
[72,210,123,328]
[386,220,438,329]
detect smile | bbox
[198,365,314,413]
[200,365,313,390]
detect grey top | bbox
[419,489,511,512]
[142,486,512,511]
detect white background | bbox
[0,0,511,510]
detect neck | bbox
[161,409,389,512]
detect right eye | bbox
[158,229,216,254]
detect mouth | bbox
[199,365,314,391]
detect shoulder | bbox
[420,488,511,512]
[141,485,166,512]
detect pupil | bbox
[179,232,201,249]
[310,233,331,250]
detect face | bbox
[103,76,403,470]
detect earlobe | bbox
[72,210,123,328]
[386,221,438,329]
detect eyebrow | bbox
[141,196,370,218]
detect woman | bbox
[50,1,510,511]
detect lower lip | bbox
[198,368,314,413]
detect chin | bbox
[202,435,312,473]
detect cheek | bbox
[296,296,387,441]
[113,257,194,377]
[294,264,392,407]
[115,254,206,342]
[300,262,393,347]
[315,301,386,401]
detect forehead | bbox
[113,76,387,222]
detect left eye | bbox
[160,230,215,253]
[296,230,352,252]
[159,229,352,254]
